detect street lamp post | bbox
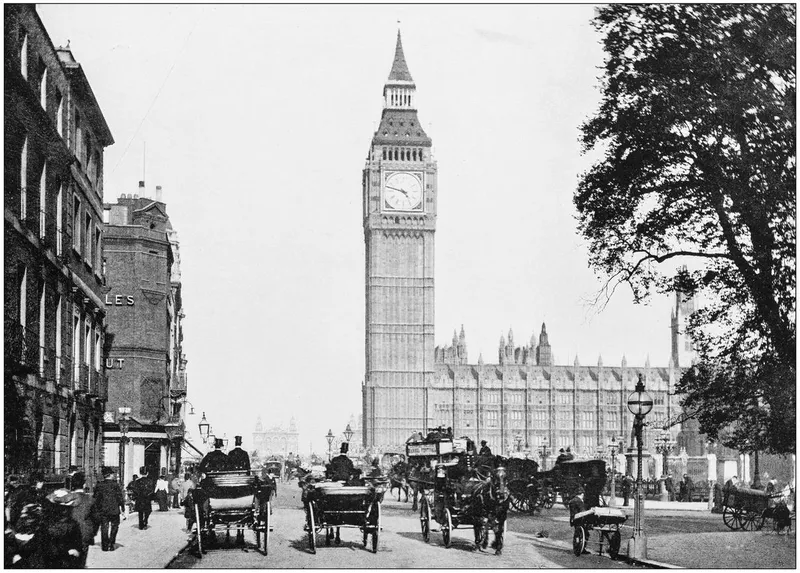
[117,407,131,485]
[515,434,523,453]
[343,423,354,444]
[655,429,675,502]
[326,429,335,461]
[608,436,619,507]
[538,437,550,471]
[627,374,653,560]
[198,412,211,444]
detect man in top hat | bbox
[327,443,355,482]
[227,436,251,472]
[93,467,126,548]
[199,438,231,474]
[478,440,493,456]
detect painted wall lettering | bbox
[105,294,135,306]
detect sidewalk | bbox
[607,496,709,513]
[86,508,188,569]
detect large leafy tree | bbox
[576,5,795,453]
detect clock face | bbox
[384,172,423,211]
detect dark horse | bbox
[463,463,510,555]
[389,461,411,502]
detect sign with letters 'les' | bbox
[105,294,135,306]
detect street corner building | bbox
[359,31,792,488]
[101,184,191,484]
[5,4,114,490]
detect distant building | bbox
[252,416,299,459]
[4,4,114,490]
[101,185,188,483]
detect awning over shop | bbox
[182,439,204,458]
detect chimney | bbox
[156,185,163,202]
[138,180,145,198]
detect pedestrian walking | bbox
[34,489,84,568]
[169,474,181,509]
[155,474,170,511]
[622,475,632,506]
[664,475,674,502]
[93,467,126,551]
[180,473,195,507]
[133,469,155,530]
[68,471,98,566]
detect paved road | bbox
[169,479,632,568]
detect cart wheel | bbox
[194,504,203,558]
[608,530,621,559]
[740,511,758,531]
[572,526,586,556]
[420,497,431,542]
[442,508,453,548]
[723,506,742,530]
[372,503,381,553]
[306,504,316,554]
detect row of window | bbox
[16,264,103,386]
[19,136,103,273]
[455,390,672,406]
[381,147,423,162]
[435,407,641,431]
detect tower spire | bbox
[388,29,413,82]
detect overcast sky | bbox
[38,4,676,455]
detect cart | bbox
[505,458,540,513]
[419,458,503,549]
[571,506,627,558]
[530,459,607,509]
[722,486,787,531]
[304,482,382,553]
[263,459,284,483]
[191,470,274,557]
[406,436,468,511]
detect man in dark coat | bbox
[479,440,493,456]
[327,443,355,482]
[227,436,251,471]
[568,487,590,553]
[69,471,98,565]
[665,475,675,502]
[92,468,126,550]
[133,469,156,530]
[621,475,632,506]
[199,438,230,474]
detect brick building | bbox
[101,184,188,484]
[4,4,114,489]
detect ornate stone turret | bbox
[536,323,552,366]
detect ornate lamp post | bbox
[515,434,523,453]
[326,429,335,461]
[626,374,653,560]
[608,436,619,507]
[198,412,211,444]
[538,437,550,471]
[117,407,131,485]
[655,429,675,502]
[343,423,354,444]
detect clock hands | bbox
[386,185,408,196]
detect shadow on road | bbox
[394,530,484,553]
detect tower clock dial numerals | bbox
[384,172,423,211]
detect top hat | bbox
[234,435,243,447]
[480,440,487,446]
[340,442,350,454]
[214,438,225,449]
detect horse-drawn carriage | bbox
[505,457,545,513]
[263,459,284,482]
[190,470,274,557]
[417,451,510,554]
[303,481,383,553]
[403,436,467,509]
[722,486,794,533]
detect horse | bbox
[389,461,411,502]
[408,464,433,511]
[462,463,510,555]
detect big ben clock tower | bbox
[362,31,437,449]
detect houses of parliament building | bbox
[360,31,778,484]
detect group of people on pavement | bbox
[5,467,126,568]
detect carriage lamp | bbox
[626,374,653,560]
[326,429,335,461]
[608,436,619,507]
[198,412,210,443]
[655,429,676,502]
[344,423,354,444]
[118,407,131,485]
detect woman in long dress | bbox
[155,476,170,511]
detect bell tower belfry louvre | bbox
[362,31,437,449]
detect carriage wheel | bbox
[371,502,381,553]
[306,504,317,554]
[420,497,431,542]
[194,503,203,558]
[442,508,453,548]
[740,511,759,531]
[723,506,742,530]
[572,526,586,556]
[608,530,621,559]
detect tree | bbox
[576,5,795,453]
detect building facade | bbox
[4,4,114,489]
[252,417,299,459]
[101,185,188,484]
[362,32,438,448]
